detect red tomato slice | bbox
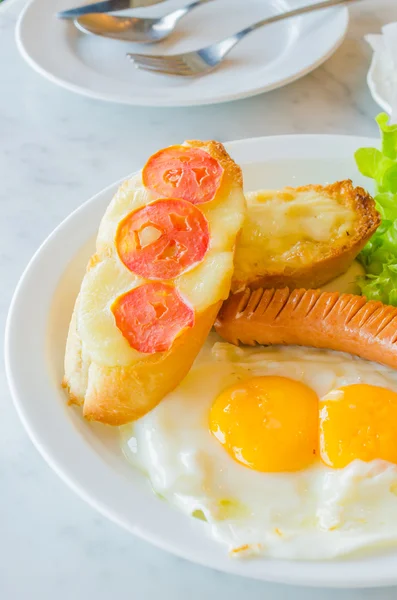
[112,282,194,354]
[116,198,209,280]
[142,145,223,205]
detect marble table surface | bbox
[2,0,397,598]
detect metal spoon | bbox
[74,0,213,43]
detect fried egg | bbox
[121,334,397,560]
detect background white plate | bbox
[16,0,348,107]
[367,44,393,115]
[8,134,397,589]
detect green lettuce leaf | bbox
[354,113,397,306]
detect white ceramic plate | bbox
[16,0,348,107]
[8,134,397,588]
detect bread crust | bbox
[231,180,380,293]
[64,140,244,425]
[186,139,243,190]
[64,301,221,425]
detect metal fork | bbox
[127,0,359,77]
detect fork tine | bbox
[127,53,186,67]
[130,59,173,71]
[135,64,193,77]
[133,60,194,76]
[127,54,194,75]
[132,58,185,71]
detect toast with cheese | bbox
[232,180,380,292]
[64,141,246,425]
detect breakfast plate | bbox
[16,0,348,107]
[7,133,397,588]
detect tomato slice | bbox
[112,282,194,354]
[142,145,223,205]
[116,198,209,280]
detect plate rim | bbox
[9,133,397,589]
[15,0,349,107]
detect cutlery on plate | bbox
[74,0,214,43]
[127,0,360,77]
[57,0,163,20]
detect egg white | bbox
[120,332,397,560]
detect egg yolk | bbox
[209,376,318,472]
[320,384,397,468]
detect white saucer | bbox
[7,134,397,588]
[16,0,348,107]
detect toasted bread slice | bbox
[215,287,397,370]
[232,180,380,293]
[64,140,246,425]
